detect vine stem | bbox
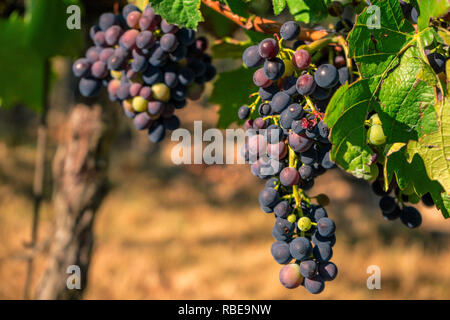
[337,35,353,83]
[200,0,329,41]
[288,146,303,218]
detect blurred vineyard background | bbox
[0,0,449,300]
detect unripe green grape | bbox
[287,214,297,224]
[368,124,386,145]
[151,83,171,102]
[298,216,312,232]
[369,113,382,126]
[132,96,148,112]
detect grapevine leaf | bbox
[0,17,46,112]
[384,144,450,218]
[347,0,414,78]
[25,0,83,58]
[417,0,450,31]
[406,98,450,194]
[286,0,327,24]
[272,0,286,15]
[151,0,203,29]
[324,80,376,178]
[327,0,442,181]
[376,46,438,143]
[210,67,255,128]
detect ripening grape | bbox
[319,262,338,281]
[119,29,139,50]
[400,206,422,228]
[72,58,91,78]
[270,92,291,113]
[259,188,279,207]
[314,64,339,88]
[317,218,335,237]
[300,260,317,278]
[253,68,273,88]
[243,45,264,68]
[133,112,152,130]
[292,49,311,70]
[288,132,314,153]
[289,237,312,261]
[274,201,292,218]
[264,58,285,80]
[79,78,101,97]
[271,241,293,264]
[279,264,303,289]
[280,21,300,41]
[126,11,141,28]
[304,276,325,294]
[238,105,250,120]
[280,167,300,187]
[258,38,279,59]
[427,53,446,74]
[152,83,171,102]
[313,243,333,263]
[296,74,316,95]
[148,122,166,143]
[160,33,179,52]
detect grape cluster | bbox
[238,21,345,294]
[371,171,436,229]
[72,4,216,143]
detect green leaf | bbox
[326,0,442,180]
[376,46,438,143]
[347,0,415,78]
[406,98,450,194]
[324,80,376,178]
[384,144,449,218]
[151,0,203,29]
[0,17,46,112]
[286,0,327,24]
[272,0,286,15]
[417,0,450,31]
[25,0,83,58]
[210,67,255,129]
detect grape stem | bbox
[304,96,323,121]
[200,0,329,41]
[336,36,353,82]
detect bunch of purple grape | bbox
[371,170,434,229]
[238,21,344,294]
[72,4,216,143]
